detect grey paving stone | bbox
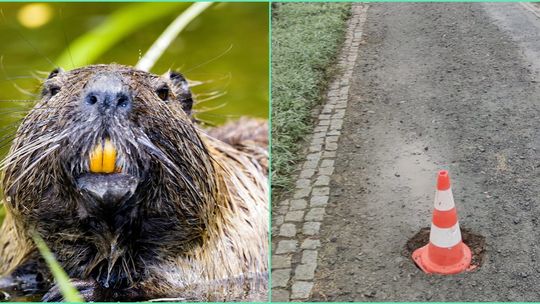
[272,269,291,288]
[305,208,326,221]
[311,137,324,146]
[310,195,329,207]
[272,255,292,269]
[327,130,341,136]
[271,288,290,302]
[293,188,310,199]
[274,215,284,226]
[308,144,322,153]
[314,125,328,132]
[321,107,332,115]
[290,199,307,211]
[322,151,337,158]
[303,159,319,170]
[295,179,310,189]
[325,142,338,151]
[312,132,327,139]
[335,102,348,109]
[327,89,339,97]
[330,120,344,130]
[334,109,346,117]
[325,136,339,144]
[303,222,321,236]
[294,263,317,280]
[302,250,318,265]
[320,159,335,168]
[285,210,304,222]
[318,166,335,176]
[328,95,340,105]
[299,169,315,179]
[318,114,331,120]
[306,152,322,161]
[276,240,297,254]
[279,223,297,237]
[312,187,330,196]
[318,120,330,126]
[291,281,313,299]
[277,204,289,215]
[301,239,321,250]
[314,175,330,186]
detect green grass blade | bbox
[56,2,189,69]
[32,233,84,302]
[136,2,213,72]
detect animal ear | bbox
[165,71,193,116]
[47,67,64,79]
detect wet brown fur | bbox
[0,64,268,301]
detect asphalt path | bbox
[311,3,540,301]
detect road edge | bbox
[271,3,369,301]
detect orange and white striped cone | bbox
[412,170,472,274]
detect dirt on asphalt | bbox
[311,3,540,301]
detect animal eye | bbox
[156,86,170,101]
[50,85,60,96]
[42,85,60,98]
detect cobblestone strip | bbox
[271,4,369,301]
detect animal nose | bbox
[82,73,132,114]
[85,91,131,110]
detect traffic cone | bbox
[412,170,472,274]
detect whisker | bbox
[0,116,64,154]
[30,71,47,82]
[183,44,234,73]
[0,123,22,136]
[11,82,39,98]
[192,117,217,127]
[0,134,19,151]
[187,73,232,88]
[194,112,243,119]
[0,56,40,100]
[1,130,69,169]
[0,100,38,103]
[194,91,228,104]
[193,103,227,113]
[1,75,40,81]
[6,143,61,190]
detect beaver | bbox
[0,64,268,301]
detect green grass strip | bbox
[32,233,84,302]
[271,3,351,194]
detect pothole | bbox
[403,227,486,270]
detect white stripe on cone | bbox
[429,222,462,248]
[434,188,455,211]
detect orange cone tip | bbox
[437,170,450,191]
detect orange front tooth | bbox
[102,139,116,173]
[89,143,103,173]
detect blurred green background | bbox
[0,2,269,224]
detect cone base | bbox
[412,242,472,275]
